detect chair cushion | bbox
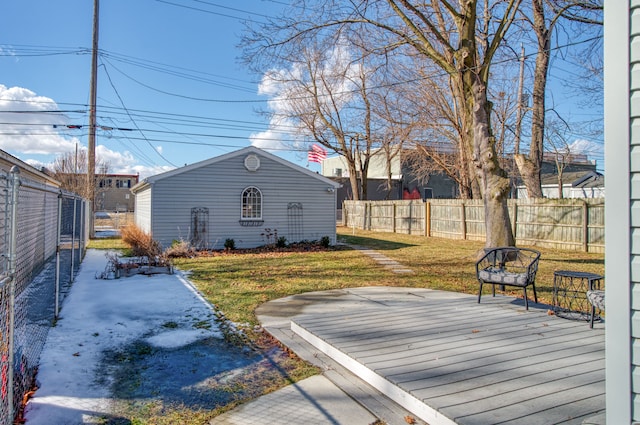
[478,268,529,286]
[586,290,605,310]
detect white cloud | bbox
[569,139,603,157]
[0,85,80,155]
[119,164,174,181]
[0,85,175,180]
[254,40,361,152]
[95,145,174,180]
[249,129,289,151]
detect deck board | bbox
[290,287,604,425]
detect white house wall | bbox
[148,152,337,249]
[321,150,402,179]
[134,186,152,233]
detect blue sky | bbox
[0,1,603,180]
[0,0,315,179]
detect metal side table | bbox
[553,270,604,321]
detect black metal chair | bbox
[476,247,541,310]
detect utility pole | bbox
[88,0,99,237]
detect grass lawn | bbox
[97,227,604,424]
[176,227,604,326]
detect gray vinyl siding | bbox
[134,187,152,233]
[607,1,633,423]
[148,151,337,249]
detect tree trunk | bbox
[469,75,515,248]
[514,154,543,198]
[458,0,514,247]
[515,0,548,198]
[347,162,361,201]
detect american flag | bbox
[308,144,327,163]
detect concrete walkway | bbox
[210,375,378,425]
[348,245,414,274]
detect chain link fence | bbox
[0,166,88,424]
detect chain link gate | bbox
[0,166,88,424]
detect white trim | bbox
[139,146,341,188]
[604,1,632,423]
[240,186,263,220]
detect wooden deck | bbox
[289,287,605,425]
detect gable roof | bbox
[539,170,604,188]
[132,146,341,193]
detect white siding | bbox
[321,150,402,179]
[606,1,633,423]
[148,150,337,249]
[134,186,152,233]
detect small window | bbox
[241,187,262,219]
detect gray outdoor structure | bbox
[605,2,634,423]
[132,146,341,249]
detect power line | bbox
[101,60,178,167]
[153,0,270,24]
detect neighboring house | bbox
[51,172,139,212]
[517,170,605,199]
[605,3,633,423]
[321,149,459,202]
[322,148,601,203]
[0,150,60,189]
[131,146,340,249]
[96,174,139,212]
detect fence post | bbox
[80,197,86,255]
[511,201,518,240]
[425,201,431,237]
[583,201,589,252]
[71,197,77,284]
[55,192,62,319]
[461,202,467,240]
[392,202,397,233]
[7,166,20,423]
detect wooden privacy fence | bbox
[343,198,605,253]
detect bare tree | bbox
[251,34,395,200]
[52,148,110,199]
[368,69,417,199]
[514,0,602,198]
[399,60,475,199]
[544,117,574,198]
[362,0,522,246]
[245,0,539,246]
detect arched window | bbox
[241,187,262,219]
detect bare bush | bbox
[164,240,196,258]
[121,224,163,259]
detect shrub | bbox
[224,238,236,251]
[120,224,163,259]
[276,236,288,248]
[164,239,195,258]
[320,236,331,248]
[260,228,278,245]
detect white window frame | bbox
[241,186,262,220]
